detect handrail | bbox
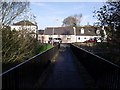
[0,47,54,76]
[1,45,59,88]
[70,43,120,88]
[72,44,120,68]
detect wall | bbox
[38,35,101,43]
[11,25,37,33]
[76,36,101,42]
[38,35,76,43]
[38,35,100,43]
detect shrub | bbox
[2,27,37,63]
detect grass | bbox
[35,44,53,54]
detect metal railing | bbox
[1,45,59,89]
[70,44,120,89]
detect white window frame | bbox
[81,28,84,34]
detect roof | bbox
[45,26,74,35]
[13,20,36,26]
[44,26,102,36]
[38,30,44,35]
[76,26,102,36]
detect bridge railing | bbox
[70,44,120,89]
[1,45,59,89]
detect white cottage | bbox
[42,26,101,43]
[75,26,101,42]
[10,20,38,38]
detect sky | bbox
[29,2,106,30]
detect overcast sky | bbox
[30,2,105,29]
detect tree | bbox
[94,1,120,29]
[0,0,29,26]
[74,14,82,26]
[2,26,37,64]
[94,1,120,65]
[94,1,120,41]
[62,14,82,26]
[0,1,39,65]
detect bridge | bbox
[1,44,120,89]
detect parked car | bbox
[48,37,62,44]
[84,38,97,43]
[97,38,102,42]
[48,37,53,44]
[53,38,62,43]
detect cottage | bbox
[10,20,38,38]
[38,30,44,43]
[76,26,101,42]
[42,26,101,43]
[44,26,74,43]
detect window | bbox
[96,30,100,35]
[13,28,16,30]
[58,38,61,40]
[81,28,84,34]
[32,27,35,29]
[19,27,21,30]
[49,37,52,40]
[67,38,71,40]
[88,29,92,32]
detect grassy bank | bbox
[35,44,53,54]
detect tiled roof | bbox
[44,26,74,35]
[76,26,101,36]
[44,26,102,36]
[38,30,44,35]
[13,20,36,26]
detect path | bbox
[42,44,85,88]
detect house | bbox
[38,29,44,35]
[38,30,44,43]
[41,26,102,43]
[10,20,38,38]
[44,26,75,43]
[76,26,101,42]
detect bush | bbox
[35,44,52,54]
[76,42,120,66]
[2,27,37,64]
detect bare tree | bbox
[62,14,82,27]
[0,0,29,26]
[74,14,82,26]
[62,16,76,26]
[1,1,39,65]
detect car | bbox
[97,38,102,42]
[48,37,62,44]
[48,37,53,44]
[53,38,62,43]
[84,38,97,43]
